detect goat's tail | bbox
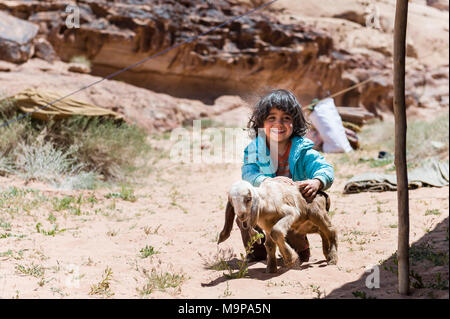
[218,199,235,244]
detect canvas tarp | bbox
[344,159,449,193]
[13,88,123,121]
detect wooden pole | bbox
[393,0,410,295]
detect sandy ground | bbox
[0,134,448,299]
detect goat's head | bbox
[218,180,260,244]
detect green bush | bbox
[1,95,151,187]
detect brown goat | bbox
[218,180,338,273]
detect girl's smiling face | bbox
[263,108,293,145]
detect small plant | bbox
[86,194,98,205]
[139,245,159,258]
[199,247,235,271]
[425,209,441,216]
[168,187,189,213]
[14,137,83,184]
[38,278,46,287]
[15,263,45,278]
[409,270,425,289]
[0,157,13,176]
[0,220,11,231]
[428,273,449,290]
[105,185,137,202]
[143,224,161,235]
[310,284,325,299]
[409,243,449,266]
[138,268,186,295]
[221,282,232,298]
[70,55,91,68]
[106,229,118,237]
[224,233,264,279]
[0,233,12,239]
[0,249,26,260]
[47,213,56,224]
[89,266,114,297]
[35,222,66,236]
[52,196,76,211]
[352,290,376,299]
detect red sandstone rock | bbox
[0,0,447,125]
[0,11,39,63]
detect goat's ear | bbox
[218,198,235,244]
[249,189,260,228]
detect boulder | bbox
[33,37,57,63]
[0,11,39,63]
[68,63,91,74]
[0,60,17,72]
[0,0,447,116]
[27,0,391,110]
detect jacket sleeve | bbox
[301,149,335,190]
[241,147,270,187]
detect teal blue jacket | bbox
[241,135,334,190]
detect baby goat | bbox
[218,179,338,273]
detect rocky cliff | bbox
[0,0,448,130]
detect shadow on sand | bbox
[201,256,328,287]
[325,217,449,299]
[201,218,448,299]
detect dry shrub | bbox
[360,111,449,164]
[1,95,151,186]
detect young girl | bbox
[240,89,334,262]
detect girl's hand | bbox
[296,179,323,203]
[264,176,296,186]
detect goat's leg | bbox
[270,209,299,268]
[264,235,278,273]
[309,211,338,265]
[318,230,330,260]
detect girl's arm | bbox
[300,148,335,190]
[241,145,272,187]
[241,162,269,187]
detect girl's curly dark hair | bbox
[247,89,310,138]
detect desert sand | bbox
[0,137,448,299]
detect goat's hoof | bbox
[285,259,299,268]
[282,253,299,268]
[326,253,338,265]
[265,266,278,273]
[265,262,278,273]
